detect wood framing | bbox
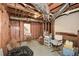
[0,10,2,48]
[51,22,54,37]
[20,21,24,41]
[0,4,10,55]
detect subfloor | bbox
[21,40,61,56]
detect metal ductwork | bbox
[51,3,69,21]
[32,3,49,15]
[32,3,50,22]
[62,8,79,15]
[32,3,69,22]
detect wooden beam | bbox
[0,4,10,55]
[25,3,35,8]
[0,10,2,48]
[77,30,79,40]
[9,12,42,20]
[69,3,78,7]
[56,32,77,37]
[24,3,42,14]
[6,7,42,20]
[18,3,41,14]
[64,3,78,12]
[53,3,69,21]
[4,4,41,16]
[50,3,64,11]
[10,16,43,23]
[69,4,79,10]
[18,3,25,8]
[77,31,79,49]
[10,16,27,20]
[48,3,53,6]
[20,21,24,41]
[4,4,42,20]
[51,22,54,37]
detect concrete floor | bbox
[21,40,60,56]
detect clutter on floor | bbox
[63,40,78,56]
[43,31,63,55]
[51,35,63,55]
[51,34,63,46]
[37,36,44,44]
[7,46,33,56]
[24,35,33,41]
[43,31,52,47]
[20,40,60,56]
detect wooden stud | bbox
[48,22,51,33]
[0,10,2,48]
[20,21,24,42]
[51,22,54,37]
[0,4,10,55]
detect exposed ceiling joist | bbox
[64,3,78,12]
[51,6,63,13]
[18,3,42,15]
[55,3,69,18]
[5,3,41,16]
[19,3,35,9]
[48,3,53,6]
[4,4,42,20]
[10,16,43,23]
[50,3,64,11]
[70,3,78,7]
[5,6,42,20]
[18,3,25,7]
[25,3,42,14]
[25,3,35,8]
[3,3,79,22]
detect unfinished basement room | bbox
[0,3,79,56]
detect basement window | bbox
[24,23,31,36]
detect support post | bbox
[20,21,24,42]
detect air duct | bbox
[32,3,50,22]
[51,3,69,21]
